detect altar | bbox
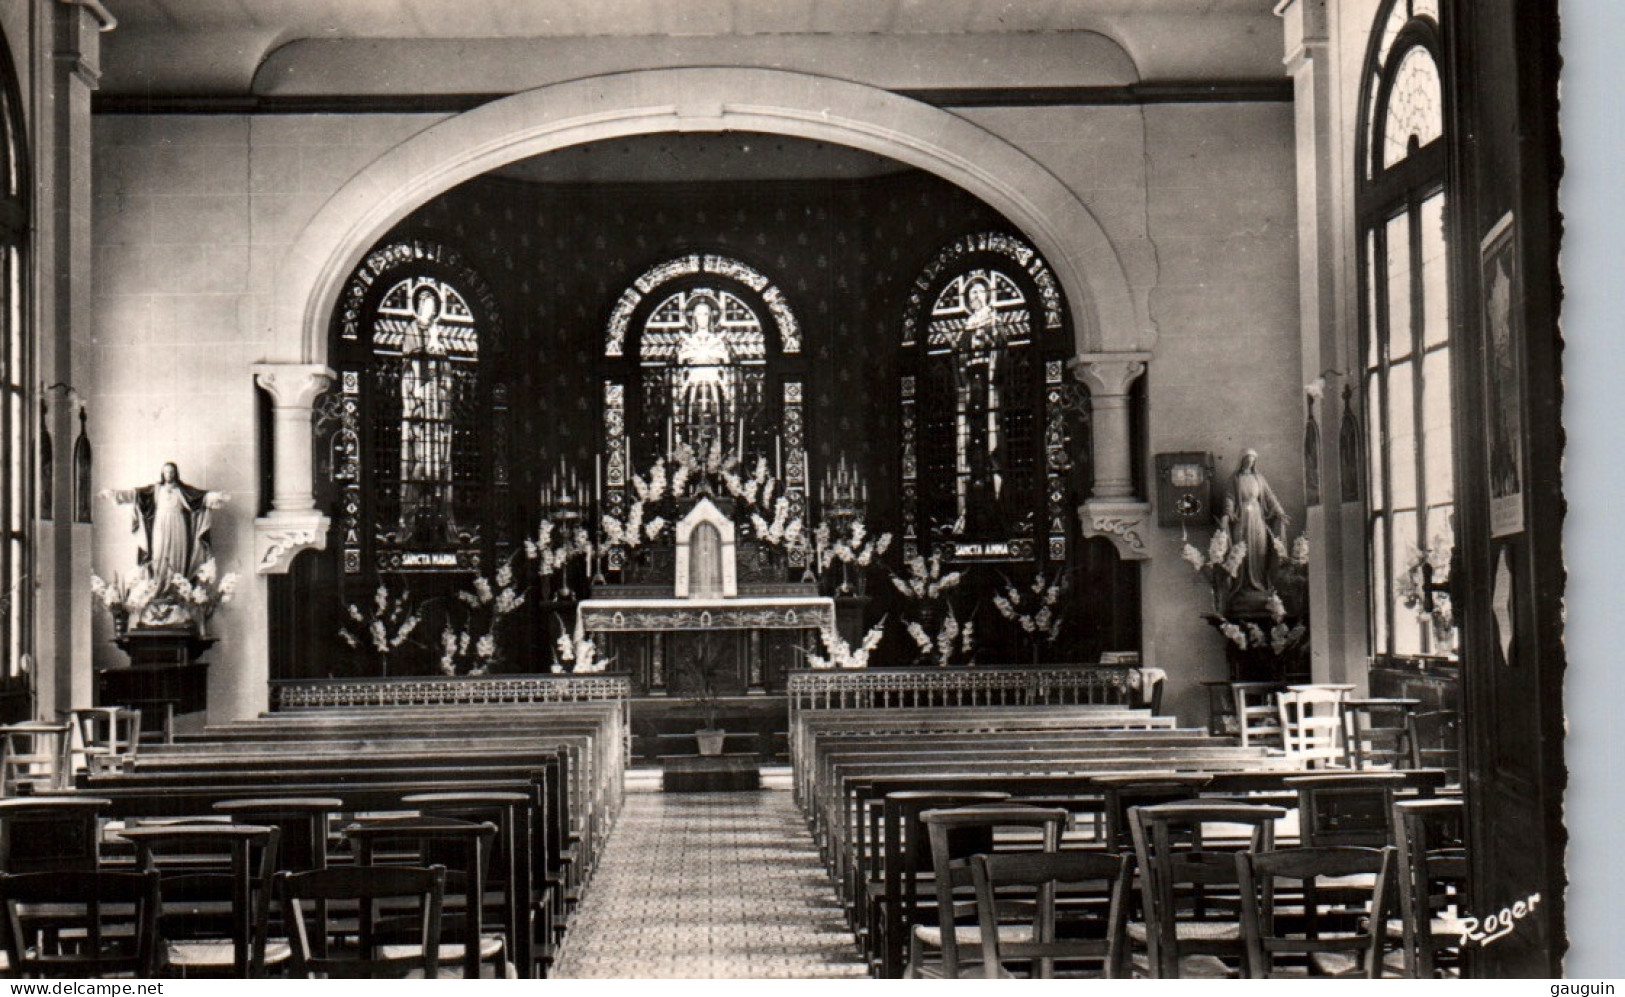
[578,595,835,696]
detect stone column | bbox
[1070,353,1153,560]
[44,0,115,714]
[251,363,333,574]
[1279,0,1362,688]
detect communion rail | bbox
[786,665,1150,714]
[271,672,633,710]
[269,672,634,763]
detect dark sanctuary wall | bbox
[273,159,1141,681]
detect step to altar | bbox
[631,695,788,765]
[660,754,762,792]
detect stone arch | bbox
[275,67,1147,364]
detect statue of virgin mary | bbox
[1219,449,1287,614]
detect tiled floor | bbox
[551,770,868,979]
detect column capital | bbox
[58,0,118,31]
[253,363,334,409]
[254,512,330,575]
[1069,353,1151,397]
[1276,0,1330,70]
[1079,499,1153,561]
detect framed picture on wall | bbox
[1481,212,1525,538]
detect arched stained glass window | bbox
[927,268,1031,539]
[898,232,1072,568]
[1358,0,1456,660]
[598,253,804,578]
[375,276,480,546]
[330,239,502,575]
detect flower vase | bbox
[111,608,130,637]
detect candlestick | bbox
[775,437,783,479]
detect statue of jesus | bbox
[100,462,229,582]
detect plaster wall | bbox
[964,101,1303,724]
[89,112,443,720]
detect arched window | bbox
[330,240,502,575]
[0,34,28,681]
[899,232,1073,568]
[1358,0,1455,660]
[600,253,804,576]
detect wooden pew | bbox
[166,704,626,879]
[80,704,626,977]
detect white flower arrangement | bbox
[525,520,596,578]
[991,571,1068,646]
[905,608,975,668]
[601,443,808,555]
[1186,528,1311,656]
[890,554,963,602]
[551,612,612,674]
[1396,534,1456,650]
[804,617,888,670]
[98,558,239,633]
[339,582,421,674]
[815,519,894,572]
[440,553,528,676]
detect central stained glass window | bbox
[640,285,767,457]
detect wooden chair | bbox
[1407,711,1462,784]
[213,797,340,874]
[1341,699,1417,770]
[1390,799,1468,978]
[215,797,341,962]
[277,864,446,979]
[1277,687,1347,768]
[119,823,287,977]
[120,699,177,745]
[1287,772,1410,847]
[0,869,161,978]
[1096,774,1212,851]
[906,804,1069,979]
[875,790,1009,978]
[1229,683,1285,749]
[65,708,140,775]
[0,797,109,873]
[1127,802,1287,978]
[1235,845,1395,978]
[402,791,528,976]
[0,723,71,795]
[344,816,504,979]
[969,849,1132,979]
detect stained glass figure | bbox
[372,275,480,546]
[926,269,1031,537]
[639,285,768,458]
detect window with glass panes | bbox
[0,37,25,682]
[1358,0,1456,660]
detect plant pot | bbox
[695,729,727,757]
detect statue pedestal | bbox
[113,627,216,669]
[100,628,215,738]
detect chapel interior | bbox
[0,0,1567,980]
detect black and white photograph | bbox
[0,0,1603,982]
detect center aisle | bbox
[551,771,869,979]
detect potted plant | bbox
[671,634,730,756]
